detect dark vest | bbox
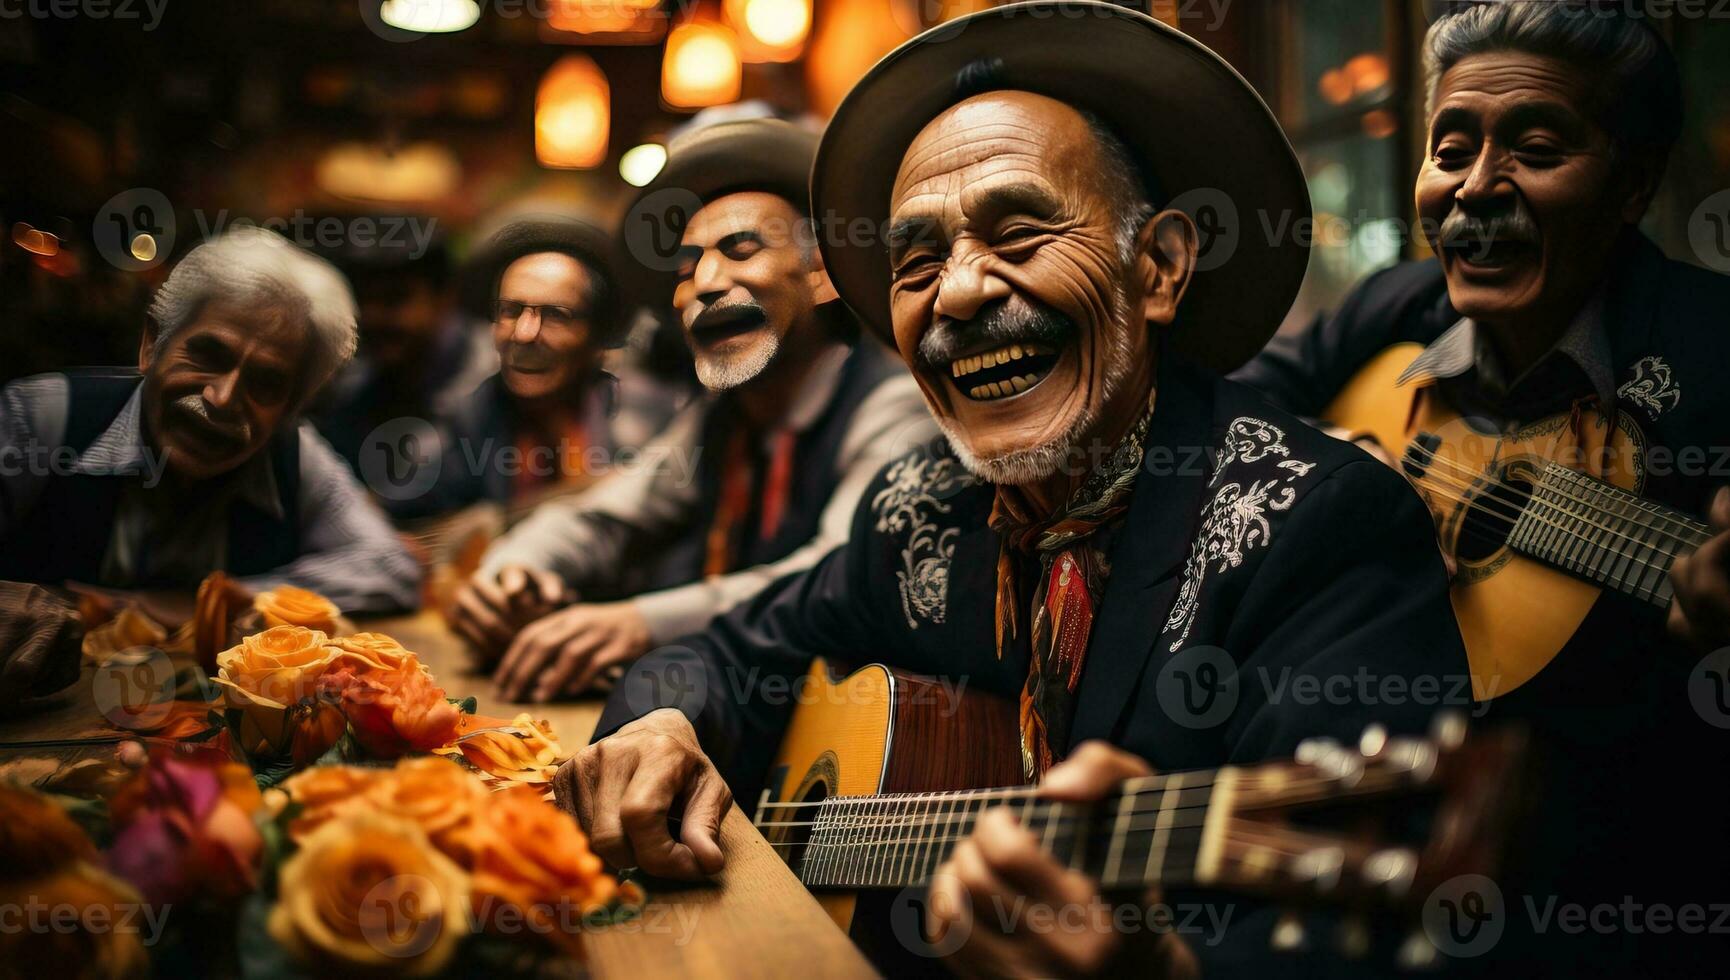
[0,369,302,587]
[644,341,902,593]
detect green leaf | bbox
[448,695,478,715]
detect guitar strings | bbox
[1399,447,1705,563]
[1404,443,1708,553]
[1405,461,1699,577]
[1406,443,1705,547]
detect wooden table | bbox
[375,611,877,978]
[1,610,877,980]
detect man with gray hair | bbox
[1235,2,1730,973]
[0,227,420,702]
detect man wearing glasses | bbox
[449,121,934,701]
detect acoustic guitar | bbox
[754,659,1526,963]
[1324,345,1713,698]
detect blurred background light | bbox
[726,0,811,63]
[537,54,612,169]
[619,142,668,186]
[316,141,464,201]
[378,0,482,34]
[662,22,743,109]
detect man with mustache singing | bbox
[0,227,420,703]
[449,120,934,701]
[559,5,1470,975]
[1234,4,1730,974]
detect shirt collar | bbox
[775,342,852,435]
[1396,287,1618,412]
[72,387,285,519]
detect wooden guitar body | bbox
[1326,345,1653,699]
[756,660,1022,930]
[754,659,1527,968]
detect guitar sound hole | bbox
[775,779,830,877]
[1456,472,1534,564]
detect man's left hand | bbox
[1669,486,1730,650]
[926,741,1200,979]
[494,601,653,702]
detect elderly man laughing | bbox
[0,227,420,702]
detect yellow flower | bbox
[255,586,341,634]
[328,632,430,675]
[268,812,470,977]
[214,626,339,756]
[280,765,388,842]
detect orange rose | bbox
[0,785,98,882]
[278,765,388,841]
[268,812,470,976]
[321,662,461,758]
[470,785,617,956]
[328,633,430,675]
[214,626,339,756]
[365,757,487,866]
[254,586,341,634]
[0,862,150,980]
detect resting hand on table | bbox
[447,564,570,667]
[555,708,731,881]
[1668,486,1730,650]
[0,581,85,705]
[494,600,652,702]
[927,741,1199,980]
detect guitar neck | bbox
[1508,463,1712,608]
[794,771,1224,891]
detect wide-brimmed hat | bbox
[459,215,625,346]
[614,118,820,323]
[811,0,1312,373]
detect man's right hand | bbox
[0,582,84,705]
[553,708,732,881]
[447,564,570,668]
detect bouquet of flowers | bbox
[7,577,636,977]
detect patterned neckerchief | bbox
[988,387,1159,778]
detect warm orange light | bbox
[11,222,59,257]
[661,22,742,109]
[725,0,810,63]
[1345,53,1391,97]
[547,0,662,38]
[537,54,611,169]
[807,0,909,116]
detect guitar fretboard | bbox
[1509,463,1712,607]
[791,773,1216,891]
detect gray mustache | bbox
[173,394,250,442]
[917,300,1073,371]
[1437,201,1539,251]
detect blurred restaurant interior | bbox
[4,0,1728,383]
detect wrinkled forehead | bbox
[683,190,809,249]
[890,91,1098,216]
